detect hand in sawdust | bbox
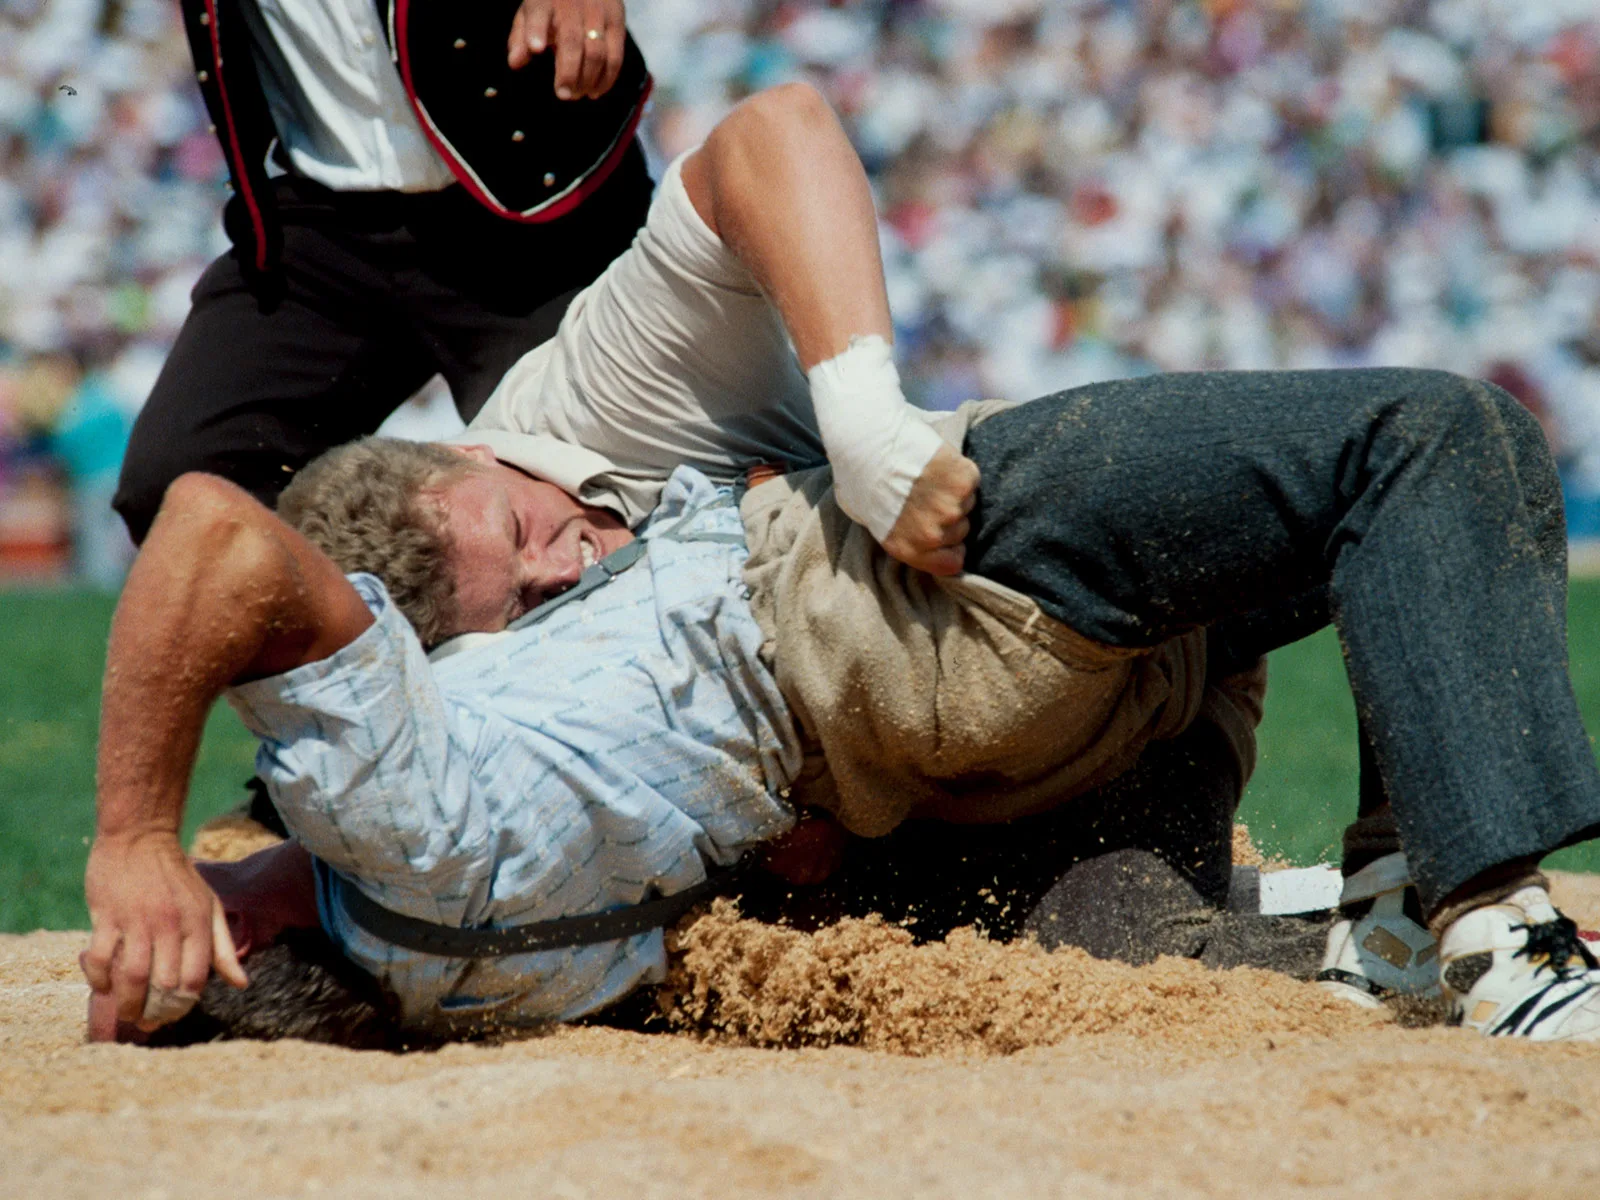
[759,814,847,886]
[881,443,980,577]
[81,829,247,1036]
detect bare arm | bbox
[679,85,980,576]
[680,84,891,373]
[81,473,373,1030]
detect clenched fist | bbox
[880,443,981,576]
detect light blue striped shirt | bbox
[227,468,801,1032]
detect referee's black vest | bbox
[176,0,652,285]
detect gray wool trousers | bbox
[962,367,1600,917]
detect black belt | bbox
[329,863,742,958]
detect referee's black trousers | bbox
[113,146,652,544]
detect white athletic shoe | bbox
[1316,852,1440,1008]
[1438,885,1600,1040]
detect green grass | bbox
[3,583,1599,932]
[0,591,259,931]
[1238,585,1600,876]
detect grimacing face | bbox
[430,446,634,637]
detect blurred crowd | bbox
[5,0,1600,584]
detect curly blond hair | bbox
[277,437,476,647]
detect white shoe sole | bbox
[1317,975,1387,1010]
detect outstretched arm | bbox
[81,473,373,1030]
[680,84,980,576]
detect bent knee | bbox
[1384,369,1544,451]
[1476,378,1555,479]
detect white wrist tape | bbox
[807,335,944,542]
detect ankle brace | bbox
[807,335,944,543]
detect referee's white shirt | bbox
[236,0,459,192]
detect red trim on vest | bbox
[393,0,649,224]
[532,75,651,223]
[203,0,269,272]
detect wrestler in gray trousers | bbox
[964,366,1596,921]
[743,367,1596,965]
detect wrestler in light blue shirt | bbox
[226,467,801,1033]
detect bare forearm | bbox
[684,85,980,573]
[683,83,892,370]
[98,507,268,834]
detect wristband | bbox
[807,335,943,542]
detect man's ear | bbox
[451,443,499,467]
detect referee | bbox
[115,0,654,542]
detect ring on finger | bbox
[141,984,200,1025]
[586,27,601,40]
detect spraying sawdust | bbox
[1231,822,1291,870]
[176,815,1348,1053]
[8,871,1600,1198]
[659,899,1382,1055]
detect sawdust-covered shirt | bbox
[225,467,801,1033]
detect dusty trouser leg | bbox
[741,704,1328,977]
[964,368,1600,918]
[1213,588,1405,875]
[743,707,1242,936]
[1214,390,1572,895]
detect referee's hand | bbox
[508,0,627,101]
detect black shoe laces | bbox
[1513,916,1600,978]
